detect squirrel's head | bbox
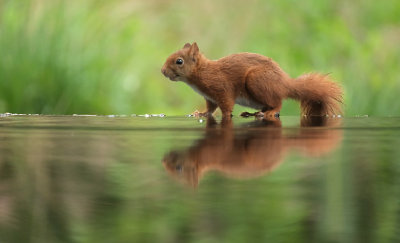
[161,42,200,82]
[162,150,199,188]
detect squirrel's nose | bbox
[161,68,166,76]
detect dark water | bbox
[0,115,399,243]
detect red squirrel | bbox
[161,42,343,118]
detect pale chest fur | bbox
[186,83,217,103]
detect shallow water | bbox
[0,115,399,243]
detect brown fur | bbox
[161,43,343,118]
[162,117,342,187]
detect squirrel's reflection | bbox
[163,117,342,187]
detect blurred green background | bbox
[1,0,399,116]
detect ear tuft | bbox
[191,42,199,51]
[183,43,191,49]
[189,42,199,61]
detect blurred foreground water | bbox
[0,115,399,243]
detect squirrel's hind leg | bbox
[240,109,280,118]
[240,111,258,117]
[262,105,282,118]
[245,69,284,118]
[240,102,282,119]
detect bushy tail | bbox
[288,73,343,116]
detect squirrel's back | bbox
[216,52,275,69]
[215,53,290,83]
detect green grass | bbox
[0,0,399,116]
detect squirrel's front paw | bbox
[192,110,210,117]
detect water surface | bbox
[0,115,399,243]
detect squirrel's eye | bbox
[176,58,184,65]
[175,165,183,172]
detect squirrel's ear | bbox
[183,43,191,49]
[189,42,199,61]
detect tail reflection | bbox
[162,117,342,187]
